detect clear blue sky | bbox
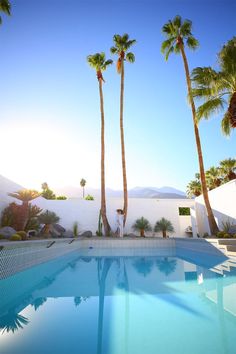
[0,0,235,192]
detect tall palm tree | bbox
[0,0,11,24]
[161,15,219,234]
[219,158,236,181]
[80,178,86,198]
[8,189,40,230]
[191,37,236,135]
[205,166,222,190]
[110,34,136,225]
[87,52,113,236]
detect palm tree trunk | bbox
[179,43,219,235]
[163,230,166,238]
[98,78,111,236]
[120,59,128,225]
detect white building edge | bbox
[0,179,235,237]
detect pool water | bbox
[0,248,236,354]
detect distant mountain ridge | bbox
[0,175,187,199]
[54,185,187,199]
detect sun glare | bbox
[0,120,99,189]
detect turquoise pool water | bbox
[0,248,236,354]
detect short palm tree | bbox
[156,257,177,276]
[186,179,202,198]
[38,210,60,236]
[87,52,113,236]
[161,15,218,234]
[132,217,152,237]
[132,258,154,277]
[8,189,40,230]
[205,167,222,190]
[80,178,86,198]
[0,0,11,24]
[191,37,236,135]
[110,34,136,225]
[219,158,236,181]
[154,217,174,238]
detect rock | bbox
[64,230,74,238]
[52,224,66,236]
[80,231,93,238]
[127,233,137,237]
[0,226,17,239]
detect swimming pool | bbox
[0,248,236,354]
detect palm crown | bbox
[87,52,113,81]
[191,37,236,135]
[110,33,136,73]
[154,218,174,233]
[161,15,199,60]
[0,0,11,24]
[8,189,40,203]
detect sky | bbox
[0,0,235,192]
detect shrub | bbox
[85,194,94,201]
[203,232,209,238]
[217,231,225,238]
[223,233,231,238]
[73,222,79,237]
[56,196,67,200]
[0,234,5,239]
[179,207,190,216]
[17,231,28,240]
[10,234,22,241]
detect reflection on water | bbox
[0,250,236,354]
[0,312,29,334]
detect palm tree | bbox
[110,34,136,225]
[154,217,174,238]
[186,179,202,197]
[191,37,236,135]
[0,0,11,24]
[80,178,86,198]
[156,257,177,276]
[8,189,40,230]
[132,257,154,277]
[161,15,219,234]
[132,217,152,237]
[219,158,236,181]
[0,311,29,334]
[205,167,222,190]
[87,53,113,236]
[38,210,60,237]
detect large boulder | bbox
[80,231,93,238]
[52,224,66,237]
[0,226,17,239]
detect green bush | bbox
[223,233,231,238]
[10,234,22,241]
[179,207,190,216]
[17,231,28,240]
[56,196,67,200]
[85,194,94,201]
[0,234,5,239]
[217,231,225,238]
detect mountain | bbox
[54,185,186,199]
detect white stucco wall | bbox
[195,179,236,236]
[29,197,194,237]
